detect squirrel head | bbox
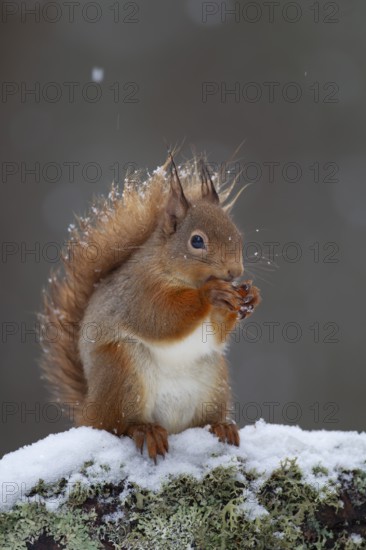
[156,161,244,286]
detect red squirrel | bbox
[40,154,261,461]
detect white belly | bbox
[142,318,225,433]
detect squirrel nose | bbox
[227,265,244,281]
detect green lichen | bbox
[0,502,100,550]
[312,465,329,477]
[28,477,68,499]
[80,460,95,476]
[1,459,366,549]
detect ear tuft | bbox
[199,160,219,204]
[162,153,189,235]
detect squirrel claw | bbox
[126,423,169,463]
[206,278,260,317]
[209,422,240,447]
[240,281,252,293]
[236,280,261,319]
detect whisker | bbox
[245,256,279,270]
[244,266,274,287]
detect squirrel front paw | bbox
[204,278,244,312]
[235,280,261,319]
[209,422,240,446]
[126,423,169,463]
[204,278,261,318]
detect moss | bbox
[28,477,68,499]
[80,460,94,476]
[68,481,96,506]
[346,469,366,506]
[124,466,250,549]
[312,465,329,477]
[1,460,366,549]
[0,502,100,550]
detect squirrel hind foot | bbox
[209,422,240,447]
[126,423,169,463]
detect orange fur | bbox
[78,341,148,432]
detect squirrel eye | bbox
[190,234,205,249]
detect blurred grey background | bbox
[1,0,365,457]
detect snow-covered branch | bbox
[1,421,366,548]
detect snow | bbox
[91,67,104,83]
[240,491,269,520]
[351,533,363,545]
[1,420,366,512]
[152,166,166,177]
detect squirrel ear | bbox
[200,160,219,204]
[162,155,189,234]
